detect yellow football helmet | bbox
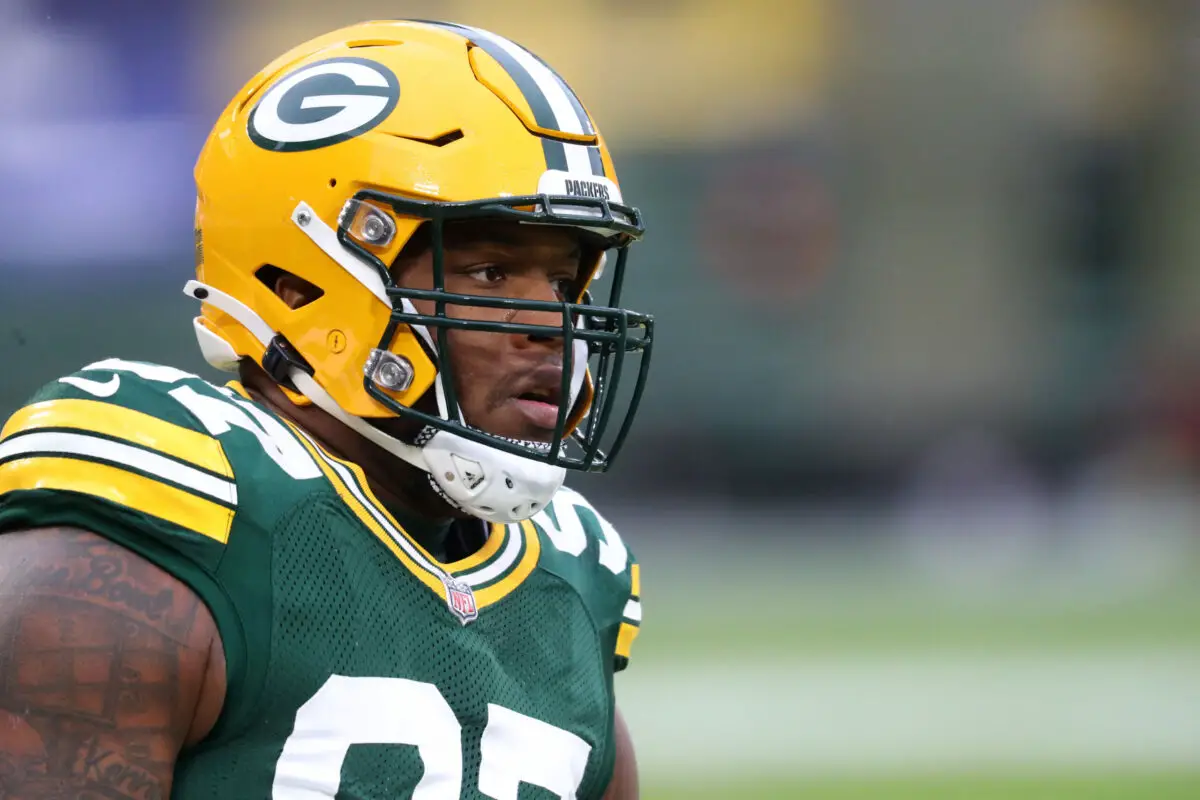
[188,20,652,522]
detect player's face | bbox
[395,222,586,443]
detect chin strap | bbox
[290,367,564,523]
[288,369,472,514]
[180,282,435,473]
[289,369,430,469]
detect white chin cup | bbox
[421,427,566,524]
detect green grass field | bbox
[619,525,1200,799]
[648,773,1200,799]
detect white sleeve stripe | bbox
[622,598,642,623]
[0,431,238,505]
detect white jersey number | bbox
[170,385,321,480]
[272,675,592,799]
[531,487,629,576]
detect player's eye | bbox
[552,278,575,300]
[465,265,506,285]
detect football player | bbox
[0,20,652,799]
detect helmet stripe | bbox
[450,22,594,136]
[588,145,606,177]
[521,46,596,139]
[541,139,569,172]
[415,21,604,177]
[562,142,601,176]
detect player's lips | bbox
[508,364,565,430]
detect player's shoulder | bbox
[9,357,220,430]
[0,357,325,543]
[0,358,237,562]
[527,485,642,669]
[530,486,634,577]
[6,356,322,473]
[0,358,237,496]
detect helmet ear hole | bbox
[255,265,325,309]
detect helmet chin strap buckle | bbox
[262,335,314,391]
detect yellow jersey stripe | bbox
[282,420,447,597]
[0,431,237,506]
[228,377,501,574]
[280,413,516,582]
[444,521,507,573]
[1,399,232,479]
[473,520,541,606]
[0,456,234,543]
[618,563,643,658]
[615,621,640,660]
[331,450,512,577]
[281,418,538,610]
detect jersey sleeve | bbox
[533,487,643,672]
[0,359,242,640]
[612,556,641,672]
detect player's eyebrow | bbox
[447,229,583,260]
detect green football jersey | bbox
[0,358,643,799]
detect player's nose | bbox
[511,278,566,349]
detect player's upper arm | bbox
[603,704,639,800]
[0,526,223,797]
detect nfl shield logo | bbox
[442,575,478,625]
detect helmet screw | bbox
[376,360,411,391]
[445,471,456,482]
[296,210,312,227]
[361,214,389,243]
[367,350,415,392]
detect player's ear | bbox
[262,267,324,310]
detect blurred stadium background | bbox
[3,0,1200,796]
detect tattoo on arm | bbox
[0,527,218,799]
